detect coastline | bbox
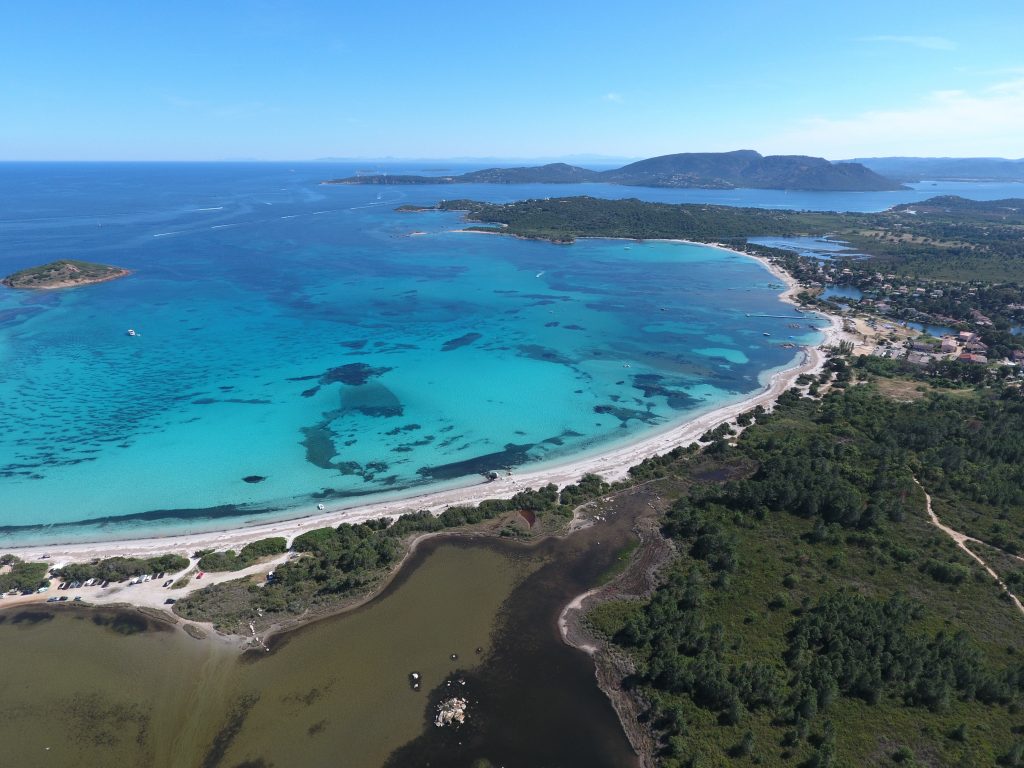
[1,245,839,568]
[1,244,845,763]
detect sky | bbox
[3,1,1024,161]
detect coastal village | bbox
[770,245,1024,371]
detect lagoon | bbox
[0,518,641,767]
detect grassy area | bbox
[597,539,640,585]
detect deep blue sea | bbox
[1,163,1018,544]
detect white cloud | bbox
[860,35,957,51]
[603,92,623,103]
[763,77,1024,158]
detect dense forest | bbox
[588,358,1024,766]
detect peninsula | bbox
[1,259,130,290]
[324,149,904,192]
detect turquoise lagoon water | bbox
[5,164,1009,544]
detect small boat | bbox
[763,332,771,336]
[127,329,137,336]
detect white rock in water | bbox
[434,697,469,728]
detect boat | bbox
[127,329,137,336]
[763,332,771,336]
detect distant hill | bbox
[602,150,902,191]
[844,156,1024,182]
[460,163,603,184]
[324,151,903,191]
[891,195,1024,222]
[2,259,130,290]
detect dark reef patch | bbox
[441,332,482,351]
[417,442,535,481]
[0,499,279,537]
[392,436,435,453]
[193,398,271,406]
[632,373,699,410]
[437,434,464,448]
[340,382,403,418]
[384,424,421,436]
[594,404,662,427]
[301,425,338,469]
[339,339,368,350]
[323,363,392,387]
[516,344,575,366]
[291,362,393,397]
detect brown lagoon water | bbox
[0,522,639,768]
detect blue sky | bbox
[3,1,1023,160]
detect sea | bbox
[2,163,1019,545]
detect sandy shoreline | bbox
[1,246,842,569]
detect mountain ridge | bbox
[843,156,1024,182]
[324,150,904,192]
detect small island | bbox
[1,259,131,290]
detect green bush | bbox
[55,554,189,583]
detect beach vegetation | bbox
[0,559,49,592]
[54,554,189,583]
[197,537,287,572]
